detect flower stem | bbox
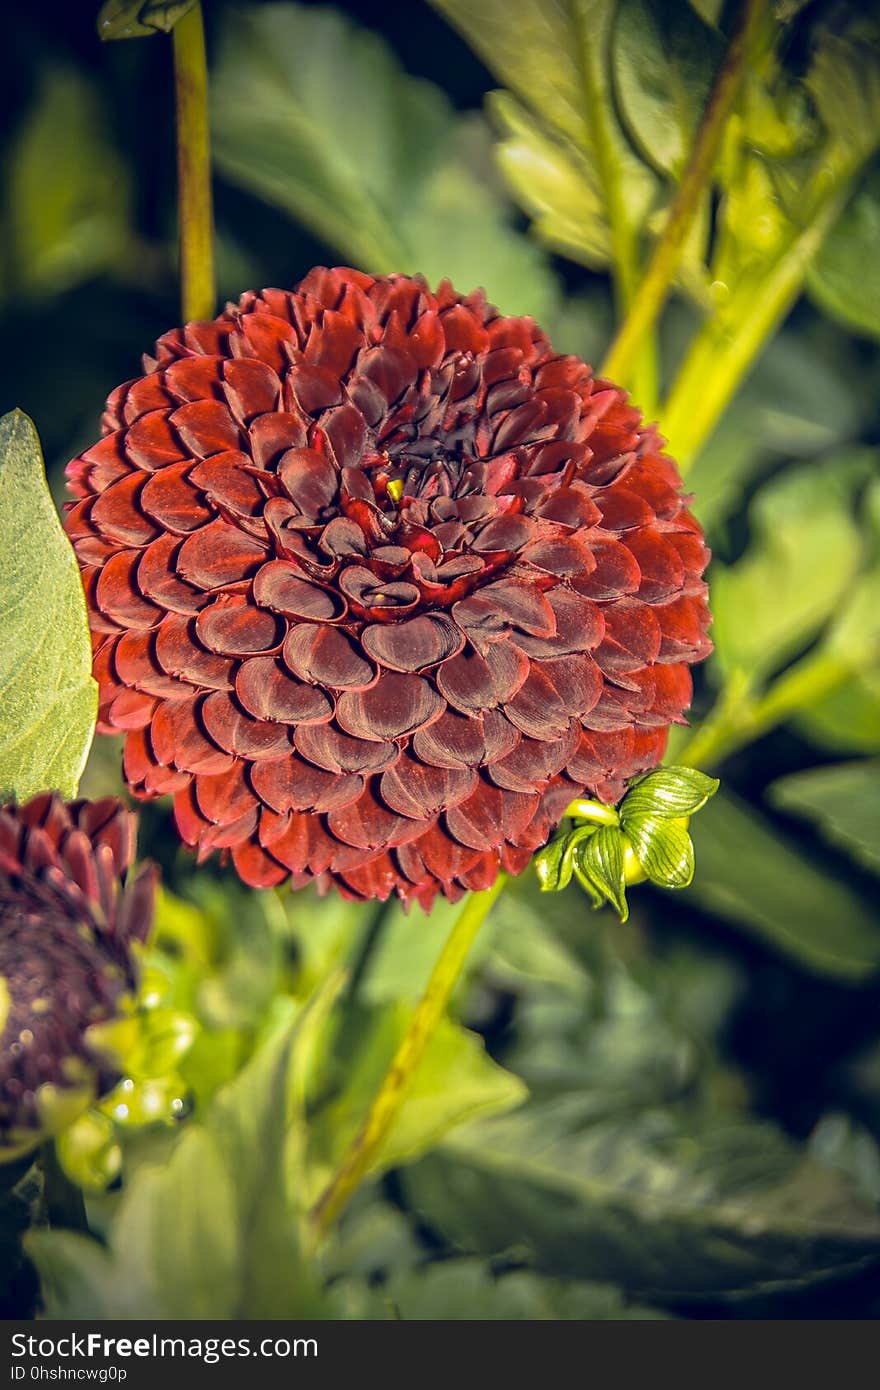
[601,0,766,390]
[309,875,507,1240]
[173,1,215,323]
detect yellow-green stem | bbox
[173,2,215,323]
[602,0,766,389]
[309,875,507,1239]
[663,189,849,474]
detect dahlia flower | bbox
[65,267,711,909]
[0,795,155,1158]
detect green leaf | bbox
[805,24,880,171]
[348,1258,669,1320]
[768,760,880,875]
[624,817,695,889]
[794,669,880,755]
[687,790,880,980]
[710,451,871,683]
[29,1016,329,1318]
[211,4,557,320]
[0,412,97,803]
[403,1100,880,1301]
[431,0,656,277]
[7,68,131,296]
[307,1006,526,1199]
[621,766,719,821]
[575,825,629,919]
[808,173,880,341]
[613,0,723,177]
[97,0,197,39]
[534,832,577,893]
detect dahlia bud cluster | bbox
[0,795,155,1159]
[65,267,711,910]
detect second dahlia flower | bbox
[65,267,711,909]
[0,795,156,1158]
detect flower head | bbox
[0,794,155,1158]
[66,267,711,909]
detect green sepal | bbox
[623,816,696,889]
[574,825,629,922]
[534,825,597,893]
[97,0,198,40]
[620,766,720,822]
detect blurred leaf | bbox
[29,1017,327,1318]
[808,173,880,341]
[794,669,880,755]
[308,1006,525,1197]
[687,790,880,980]
[710,452,870,683]
[686,323,869,535]
[0,411,97,802]
[613,0,722,177]
[7,68,131,296]
[211,4,556,318]
[347,1258,669,1319]
[805,24,880,171]
[403,1100,880,1300]
[768,760,880,874]
[808,1113,880,1206]
[97,0,197,39]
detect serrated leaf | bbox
[621,766,719,821]
[687,789,880,980]
[768,760,880,875]
[808,173,880,341]
[7,68,131,296]
[0,411,97,802]
[624,816,695,889]
[211,4,556,319]
[97,0,197,39]
[575,825,629,920]
[402,1100,880,1301]
[613,0,723,177]
[710,452,870,683]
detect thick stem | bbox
[173,2,215,323]
[309,875,506,1239]
[601,0,766,389]
[663,188,850,474]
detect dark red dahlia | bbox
[0,795,156,1157]
[65,267,711,910]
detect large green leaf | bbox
[612,0,722,177]
[307,1005,525,1199]
[403,1099,880,1301]
[7,69,131,297]
[29,1016,328,1319]
[0,411,97,803]
[808,173,880,341]
[794,670,880,755]
[687,790,880,980]
[342,1258,669,1319]
[710,452,871,683]
[211,4,556,318]
[768,761,880,875]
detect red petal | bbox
[437,643,529,713]
[361,614,463,672]
[235,656,333,724]
[195,593,284,656]
[282,623,374,689]
[155,614,235,690]
[336,672,443,740]
[381,755,476,819]
[294,722,398,774]
[250,755,361,814]
[201,691,292,760]
[253,560,345,620]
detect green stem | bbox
[41,1143,88,1234]
[566,797,620,826]
[677,652,849,770]
[663,188,850,474]
[173,2,215,323]
[309,875,507,1239]
[602,0,766,389]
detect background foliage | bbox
[1,0,879,1320]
